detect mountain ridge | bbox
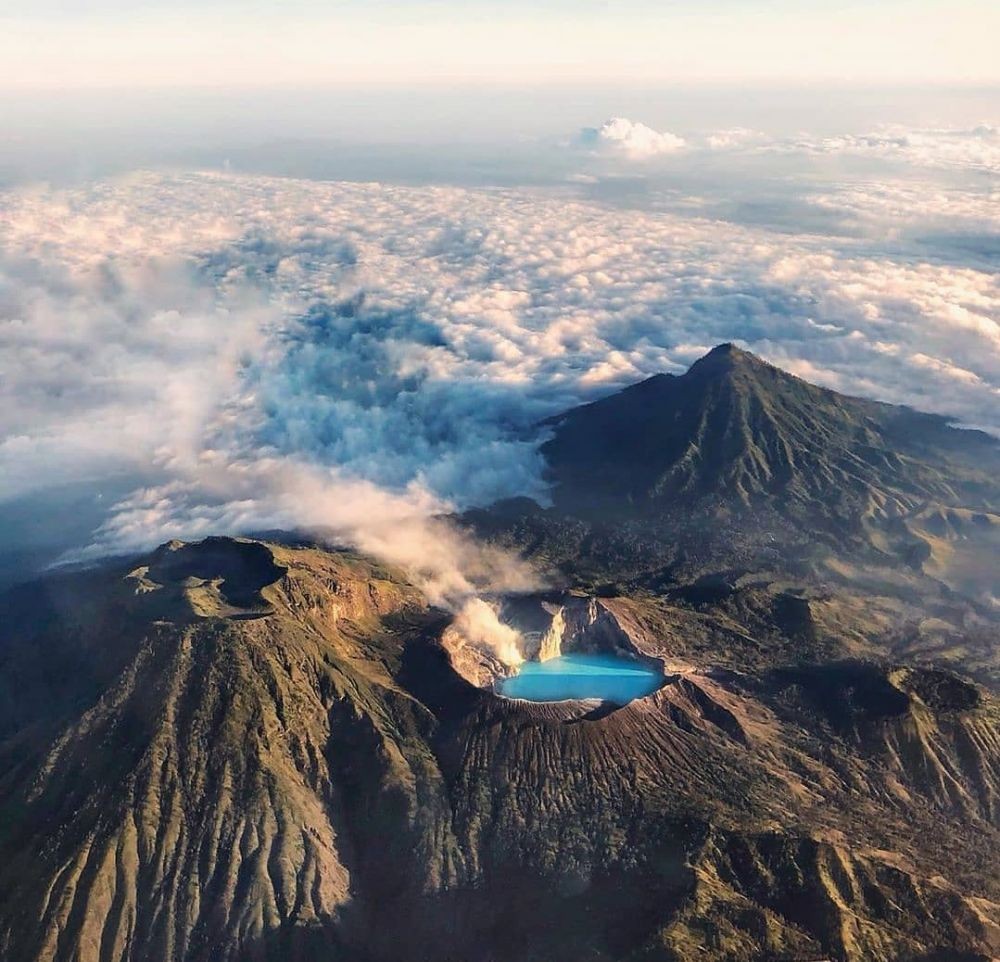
[2,535,998,961]
[544,343,998,512]
[531,345,1000,591]
[1,346,999,962]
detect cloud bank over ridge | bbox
[1,167,998,581]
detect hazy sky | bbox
[3,0,999,87]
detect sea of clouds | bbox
[1,120,998,629]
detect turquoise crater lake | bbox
[498,653,664,705]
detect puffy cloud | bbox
[578,117,687,159]
[1,168,998,590]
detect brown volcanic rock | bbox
[0,539,453,962]
[1,536,999,962]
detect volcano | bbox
[542,343,999,531]
[1,348,999,962]
[460,345,1000,596]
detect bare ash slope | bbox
[1,534,999,962]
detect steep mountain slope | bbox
[2,346,998,962]
[2,536,999,962]
[0,539,454,962]
[540,344,1000,574]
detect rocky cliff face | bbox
[2,536,998,962]
[502,594,652,663]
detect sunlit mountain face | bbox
[1,2,999,959]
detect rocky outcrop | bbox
[661,830,1000,962]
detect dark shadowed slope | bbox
[542,343,999,537]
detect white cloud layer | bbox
[572,122,1000,177]
[1,166,998,584]
[784,124,1000,175]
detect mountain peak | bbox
[686,342,768,378]
[540,344,1000,540]
[706,341,743,358]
